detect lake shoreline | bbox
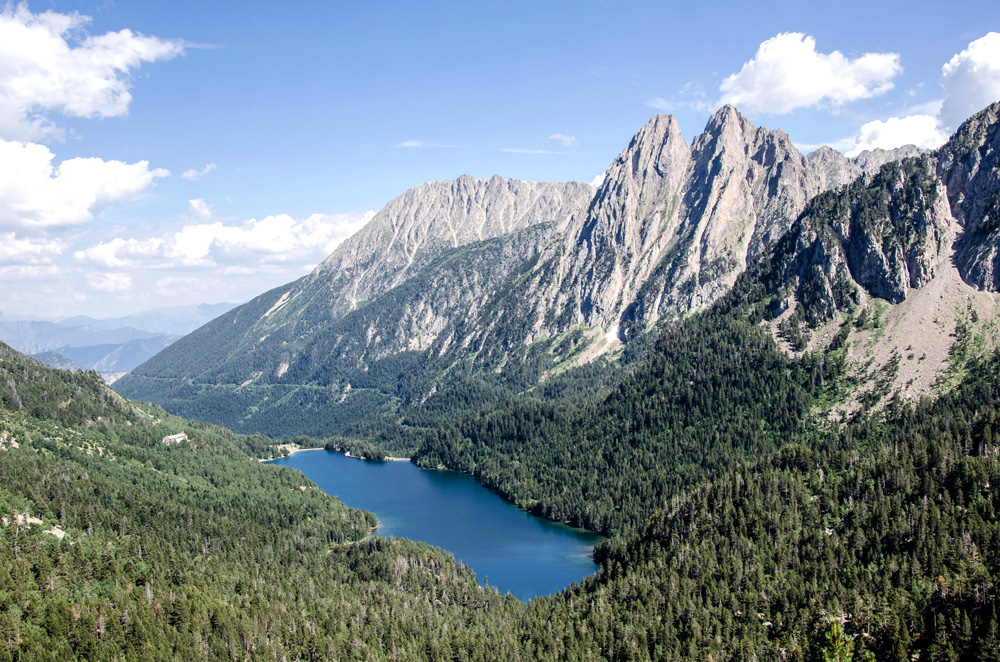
[343,449,411,462]
[258,445,324,463]
[271,448,603,601]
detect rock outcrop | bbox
[754,101,1000,326]
[937,101,1000,292]
[117,105,946,440]
[553,106,918,339]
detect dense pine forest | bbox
[6,102,1000,662]
[4,304,1000,660]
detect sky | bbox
[1,0,998,319]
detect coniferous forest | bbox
[3,88,1000,662]
[4,0,1000,658]
[3,296,999,660]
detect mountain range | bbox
[0,303,238,381]
[4,102,999,661]
[116,104,977,448]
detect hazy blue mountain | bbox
[57,301,240,335]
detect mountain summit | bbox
[116,107,937,443]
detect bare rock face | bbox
[937,101,1000,292]
[750,102,1000,329]
[554,105,909,338]
[300,175,593,317]
[760,156,954,324]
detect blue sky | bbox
[1,0,998,318]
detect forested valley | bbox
[4,298,999,660]
[4,103,1000,661]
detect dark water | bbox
[270,449,603,601]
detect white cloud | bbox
[718,33,901,114]
[72,208,376,269]
[548,133,577,147]
[832,33,999,157]
[395,140,456,148]
[0,3,185,141]
[939,32,1000,130]
[73,237,164,268]
[181,162,216,182]
[173,211,375,265]
[0,232,62,264]
[590,172,606,188]
[0,138,169,228]
[185,198,213,222]
[87,272,132,292]
[844,114,948,156]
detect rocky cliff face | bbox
[298,175,593,318]
[117,106,942,441]
[937,102,1000,292]
[755,101,1000,326]
[549,106,918,339]
[757,157,953,324]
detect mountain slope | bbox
[0,343,531,660]
[7,310,1000,660]
[117,108,921,448]
[748,102,1000,412]
[414,101,1000,536]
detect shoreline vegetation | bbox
[259,442,411,463]
[256,444,324,462]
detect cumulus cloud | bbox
[73,237,164,269]
[590,172,606,188]
[939,32,1000,130]
[181,162,216,182]
[0,3,185,141]
[73,208,376,270]
[844,115,949,156]
[718,33,901,114]
[0,232,62,264]
[833,33,999,156]
[0,138,168,228]
[547,133,577,147]
[168,211,376,266]
[185,198,213,222]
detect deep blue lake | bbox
[270,449,603,601]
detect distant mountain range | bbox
[56,302,240,336]
[0,302,238,380]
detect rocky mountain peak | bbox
[937,100,1000,291]
[554,108,928,335]
[582,114,690,245]
[294,174,594,321]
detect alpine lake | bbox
[269,449,604,601]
